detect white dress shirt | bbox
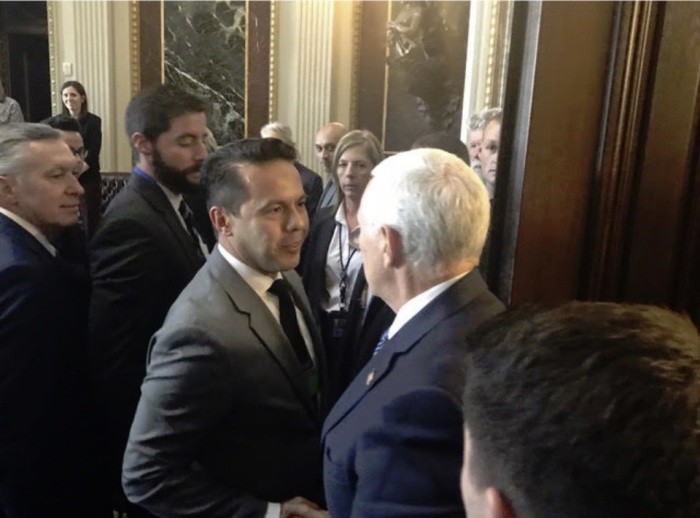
[322,203,363,312]
[387,271,471,339]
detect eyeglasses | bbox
[69,147,88,161]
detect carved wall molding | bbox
[129,0,140,98]
[581,2,658,301]
[47,1,59,114]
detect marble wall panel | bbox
[164,1,246,145]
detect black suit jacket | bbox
[322,271,504,517]
[300,208,395,405]
[295,161,323,221]
[0,214,109,516]
[78,111,102,175]
[123,248,326,517]
[89,172,206,488]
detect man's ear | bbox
[486,487,516,518]
[0,175,18,206]
[380,225,404,268]
[210,206,232,236]
[131,132,153,157]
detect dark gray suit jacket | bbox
[322,271,504,517]
[123,248,326,517]
[89,172,206,489]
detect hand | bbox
[280,496,329,518]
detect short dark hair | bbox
[463,302,700,518]
[201,138,296,215]
[42,114,81,133]
[124,84,207,143]
[411,131,469,163]
[61,80,89,117]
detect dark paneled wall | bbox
[494,1,700,325]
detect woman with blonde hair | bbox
[301,129,394,405]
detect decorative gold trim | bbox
[268,0,278,123]
[47,1,59,114]
[484,1,498,107]
[161,0,165,84]
[129,0,140,96]
[382,1,395,149]
[244,0,252,136]
[350,0,362,130]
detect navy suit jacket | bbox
[322,271,504,517]
[0,213,109,516]
[89,172,206,489]
[123,248,326,517]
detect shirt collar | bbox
[388,270,470,339]
[0,207,57,257]
[217,243,282,297]
[134,167,183,213]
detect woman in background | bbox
[62,80,102,238]
[0,79,24,124]
[301,129,394,406]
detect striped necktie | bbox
[178,200,205,261]
[373,329,390,356]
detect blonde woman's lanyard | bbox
[337,222,358,311]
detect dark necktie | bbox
[178,200,205,261]
[268,279,313,369]
[373,329,390,356]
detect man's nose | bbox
[193,140,208,160]
[288,204,308,231]
[69,172,85,196]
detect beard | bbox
[152,147,202,195]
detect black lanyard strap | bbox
[337,222,359,310]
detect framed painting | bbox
[356,0,470,153]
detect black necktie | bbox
[178,200,205,261]
[268,279,313,369]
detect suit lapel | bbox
[208,249,319,420]
[322,271,490,438]
[129,173,204,269]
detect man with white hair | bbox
[286,148,504,517]
[0,123,110,516]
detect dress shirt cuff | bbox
[265,502,281,518]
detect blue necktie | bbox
[373,329,390,356]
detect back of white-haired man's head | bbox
[361,148,490,276]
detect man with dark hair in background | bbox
[89,84,209,515]
[412,130,470,164]
[0,123,110,516]
[461,302,700,518]
[123,138,326,517]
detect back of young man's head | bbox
[461,302,700,518]
[125,84,206,143]
[41,114,81,134]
